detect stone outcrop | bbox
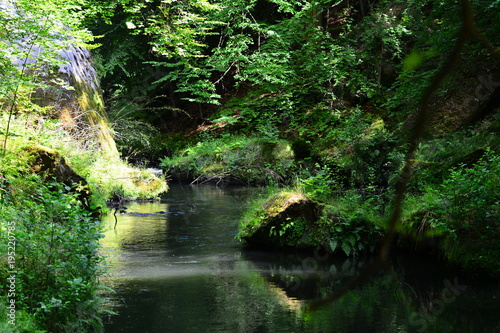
[26,145,94,213]
[240,192,319,249]
[3,0,119,157]
[32,45,119,156]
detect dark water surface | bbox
[101,185,499,333]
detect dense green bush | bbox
[403,148,500,274]
[317,191,386,257]
[428,148,499,231]
[0,178,107,332]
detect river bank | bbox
[158,132,499,279]
[0,115,167,332]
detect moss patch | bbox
[238,190,319,249]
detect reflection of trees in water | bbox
[208,250,499,333]
[209,263,307,332]
[207,255,416,332]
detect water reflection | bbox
[100,185,500,333]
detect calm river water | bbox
[100,184,499,333]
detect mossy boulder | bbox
[27,145,85,183]
[26,145,93,211]
[238,191,320,249]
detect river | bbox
[100,184,499,333]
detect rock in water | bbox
[240,191,319,249]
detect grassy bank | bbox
[2,115,168,203]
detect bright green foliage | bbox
[0,179,106,332]
[112,0,224,104]
[0,0,95,101]
[89,0,418,117]
[0,0,97,154]
[0,115,167,202]
[12,0,493,277]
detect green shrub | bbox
[318,191,386,257]
[0,179,106,332]
[430,148,499,231]
[300,164,334,200]
[405,148,499,235]
[0,302,41,333]
[403,148,500,274]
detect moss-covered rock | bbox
[238,188,387,256]
[25,145,94,212]
[238,191,320,249]
[27,145,85,183]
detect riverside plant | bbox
[0,179,108,332]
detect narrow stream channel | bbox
[100,184,499,333]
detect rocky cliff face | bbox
[2,0,118,156]
[33,45,119,156]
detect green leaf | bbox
[403,50,424,72]
[341,242,351,256]
[329,239,338,252]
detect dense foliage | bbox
[160,135,295,184]
[0,0,499,330]
[0,174,107,332]
[85,0,499,275]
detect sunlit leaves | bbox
[0,0,96,102]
